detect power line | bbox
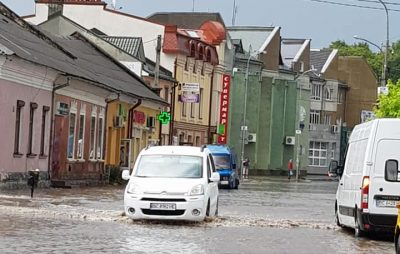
[350,0,400,6]
[309,0,400,12]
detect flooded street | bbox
[0,177,394,253]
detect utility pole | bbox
[192,0,195,12]
[378,0,389,87]
[232,0,238,26]
[153,35,161,89]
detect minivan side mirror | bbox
[121,170,131,181]
[210,172,220,182]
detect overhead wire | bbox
[308,0,400,12]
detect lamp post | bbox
[240,45,253,180]
[353,35,385,86]
[294,68,317,181]
[378,0,389,87]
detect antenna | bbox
[232,0,238,26]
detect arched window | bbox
[205,47,212,62]
[198,44,204,60]
[189,41,196,58]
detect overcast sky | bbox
[2,0,399,50]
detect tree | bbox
[374,80,400,118]
[388,41,400,82]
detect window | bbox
[14,100,25,155]
[323,114,331,125]
[385,160,399,182]
[190,102,195,118]
[338,90,344,104]
[324,88,333,101]
[28,102,38,156]
[310,110,320,125]
[311,83,322,101]
[188,135,193,144]
[89,116,97,160]
[195,136,200,146]
[181,100,187,117]
[40,106,50,157]
[97,113,105,160]
[199,88,204,119]
[77,106,86,160]
[331,143,336,160]
[67,112,76,159]
[309,141,328,167]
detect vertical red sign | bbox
[218,75,231,144]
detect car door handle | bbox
[340,183,343,186]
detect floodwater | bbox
[0,177,394,254]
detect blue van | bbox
[207,145,239,189]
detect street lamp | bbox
[353,35,386,86]
[378,0,389,87]
[240,44,261,180]
[240,45,252,180]
[294,68,318,181]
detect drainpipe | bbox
[207,70,215,144]
[48,76,70,181]
[104,94,120,165]
[169,59,178,145]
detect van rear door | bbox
[370,139,400,216]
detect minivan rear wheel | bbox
[396,234,400,254]
[354,214,365,237]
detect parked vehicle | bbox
[121,146,220,221]
[395,204,400,254]
[329,119,400,237]
[207,145,239,189]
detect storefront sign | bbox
[218,75,231,144]
[179,83,200,103]
[133,110,146,125]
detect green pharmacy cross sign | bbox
[158,111,171,125]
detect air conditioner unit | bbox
[147,116,156,128]
[55,101,69,116]
[331,125,339,134]
[247,133,257,143]
[113,115,124,128]
[285,136,295,145]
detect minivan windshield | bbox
[135,155,203,178]
[212,154,231,170]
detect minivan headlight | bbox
[127,183,142,194]
[190,184,204,196]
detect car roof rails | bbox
[200,145,207,152]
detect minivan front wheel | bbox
[206,200,211,217]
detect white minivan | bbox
[329,119,400,236]
[122,145,220,222]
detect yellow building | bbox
[106,101,162,170]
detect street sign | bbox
[296,130,302,135]
[157,111,171,125]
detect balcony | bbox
[309,124,340,140]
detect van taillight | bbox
[361,176,370,209]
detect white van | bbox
[121,145,220,221]
[329,119,400,236]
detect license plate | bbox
[376,199,398,208]
[150,203,176,210]
[220,180,229,185]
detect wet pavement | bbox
[0,177,395,253]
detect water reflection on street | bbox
[0,177,394,253]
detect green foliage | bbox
[374,80,400,118]
[388,41,400,82]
